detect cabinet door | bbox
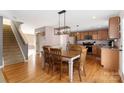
[101,29,108,40]
[103,29,108,39]
[97,30,108,40]
[84,32,89,36]
[97,47,101,57]
[76,32,81,40]
[81,32,89,40]
[97,31,102,40]
[109,16,120,39]
[92,31,98,40]
[89,31,93,36]
[92,45,97,55]
[80,32,85,40]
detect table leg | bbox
[69,59,73,82]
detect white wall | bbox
[119,11,124,82]
[0,16,3,68]
[24,34,35,47]
[45,27,60,46]
[20,24,35,35]
[35,26,60,53]
[35,26,75,52]
[60,35,69,50]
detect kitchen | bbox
[34,12,121,82]
[70,16,120,71]
[0,1,124,93]
[1,10,123,83]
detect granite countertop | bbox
[94,44,119,50]
[101,47,119,51]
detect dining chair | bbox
[68,44,87,81]
[43,46,51,73]
[50,48,64,80]
[74,47,88,81]
[68,44,82,52]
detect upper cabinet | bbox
[92,31,98,40]
[80,32,85,40]
[71,28,108,40]
[97,29,108,40]
[76,32,81,40]
[109,16,120,39]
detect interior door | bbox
[122,27,124,75]
[119,17,124,78]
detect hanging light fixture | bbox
[54,10,71,35]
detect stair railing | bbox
[10,21,28,60]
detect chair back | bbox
[68,44,82,53]
[43,46,50,63]
[50,48,62,63]
[80,48,88,70]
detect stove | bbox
[82,42,95,54]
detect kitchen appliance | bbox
[108,40,114,47]
[84,35,92,40]
[83,42,94,54]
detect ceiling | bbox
[8,10,121,32]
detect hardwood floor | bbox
[2,54,121,83]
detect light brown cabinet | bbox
[101,48,119,71]
[97,46,101,57]
[80,31,89,40]
[92,45,101,57]
[97,29,108,40]
[71,28,108,40]
[92,45,97,55]
[88,31,93,36]
[76,32,81,40]
[80,32,85,40]
[109,16,120,39]
[92,31,98,40]
[84,32,89,35]
[101,29,108,40]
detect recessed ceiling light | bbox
[92,16,96,19]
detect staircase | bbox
[3,25,24,66]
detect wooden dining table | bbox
[61,50,80,82]
[41,48,80,82]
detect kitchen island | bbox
[101,47,119,71]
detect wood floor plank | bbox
[2,54,121,83]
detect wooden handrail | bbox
[12,22,26,45]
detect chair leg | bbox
[78,68,82,82]
[47,64,50,74]
[82,67,86,76]
[67,64,68,75]
[52,63,54,76]
[60,63,62,80]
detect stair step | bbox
[4,55,24,60]
[3,25,24,66]
[4,60,24,66]
[4,41,18,44]
[3,44,20,47]
[3,47,20,50]
[3,35,15,37]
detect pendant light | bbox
[54,10,71,35]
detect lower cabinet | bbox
[101,48,119,71]
[92,45,101,57]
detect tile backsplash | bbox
[77,40,109,46]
